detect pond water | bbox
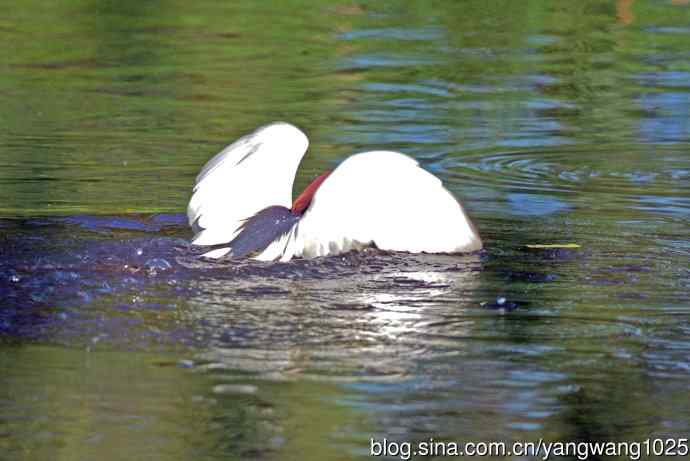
[1,0,690,459]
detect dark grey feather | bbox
[226,206,300,259]
[191,215,204,235]
[235,141,261,166]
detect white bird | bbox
[187,122,482,262]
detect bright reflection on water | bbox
[1,0,690,460]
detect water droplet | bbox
[9,274,20,283]
[177,360,194,369]
[77,291,92,304]
[145,258,172,274]
[136,248,144,256]
[496,296,506,306]
[91,335,105,344]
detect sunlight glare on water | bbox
[1,1,690,460]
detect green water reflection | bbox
[1,0,690,460]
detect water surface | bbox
[1,1,690,460]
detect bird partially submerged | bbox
[187,122,482,261]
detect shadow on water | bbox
[4,210,685,460]
[0,214,524,459]
[1,214,492,350]
[1,0,690,459]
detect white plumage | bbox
[187,122,308,255]
[188,122,482,261]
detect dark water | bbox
[1,1,690,460]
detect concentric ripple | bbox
[444,146,690,219]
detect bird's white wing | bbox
[187,122,308,247]
[281,151,482,260]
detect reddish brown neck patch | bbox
[292,171,331,215]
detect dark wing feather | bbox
[226,206,300,259]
